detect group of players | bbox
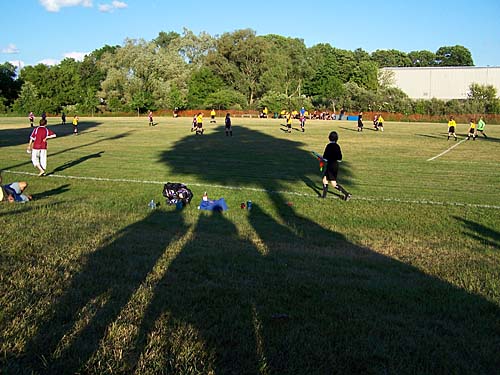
[447,115,488,141]
[356,112,385,132]
[188,109,233,136]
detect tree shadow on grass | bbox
[0,121,105,149]
[158,124,355,193]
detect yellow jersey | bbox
[448,120,456,128]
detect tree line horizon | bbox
[1,28,498,117]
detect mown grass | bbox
[1,115,499,374]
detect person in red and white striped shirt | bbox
[27,118,56,176]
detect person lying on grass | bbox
[0,174,33,203]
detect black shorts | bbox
[324,162,339,181]
[197,123,203,128]
[448,126,455,133]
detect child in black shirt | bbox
[225,113,232,136]
[322,131,351,201]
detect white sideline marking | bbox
[427,139,467,161]
[3,169,500,210]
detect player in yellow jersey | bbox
[377,114,384,132]
[447,115,457,141]
[286,112,292,133]
[210,108,216,123]
[467,118,477,140]
[72,115,79,135]
[196,112,204,135]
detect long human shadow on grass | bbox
[49,151,104,174]
[124,198,500,373]
[31,184,71,200]
[16,210,190,374]
[454,216,500,250]
[118,124,500,373]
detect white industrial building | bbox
[381,66,500,100]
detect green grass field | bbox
[1,115,499,374]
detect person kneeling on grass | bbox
[0,174,32,203]
[321,131,351,201]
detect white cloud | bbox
[2,43,20,54]
[64,51,88,61]
[112,1,127,9]
[98,3,112,12]
[98,0,127,12]
[38,58,59,66]
[8,60,25,70]
[39,0,92,12]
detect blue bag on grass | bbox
[198,198,228,211]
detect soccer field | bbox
[1,116,499,374]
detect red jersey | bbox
[30,126,56,149]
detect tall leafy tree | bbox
[99,38,190,112]
[467,83,499,113]
[0,62,21,108]
[260,35,310,99]
[154,31,180,49]
[12,81,40,114]
[206,29,269,106]
[408,50,436,66]
[435,45,474,66]
[371,49,412,67]
[186,67,224,108]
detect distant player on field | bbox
[466,118,476,140]
[191,114,197,132]
[476,116,488,138]
[210,108,216,123]
[377,114,384,132]
[148,111,154,126]
[357,111,364,132]
[225,113,232,136]
[286,112,292,133]
[447,115,457,141]
[72,115,79,135]
[196,112,204,135]
[29,112,35,127]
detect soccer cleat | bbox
[344,193,352,201]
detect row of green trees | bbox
[1,28,499,116]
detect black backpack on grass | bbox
[162,182,193,205]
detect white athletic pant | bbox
[32,149,48,170]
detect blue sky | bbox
[1,0,499,70]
